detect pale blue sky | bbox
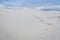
[0,0,60,7]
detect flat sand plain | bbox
[0,8,60,40]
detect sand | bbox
[0,8,60,40]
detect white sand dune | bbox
[0,8,60,40]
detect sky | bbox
[0,0,60,7]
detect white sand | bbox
[0,8,60,40]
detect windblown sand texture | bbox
[0,8,60,40]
